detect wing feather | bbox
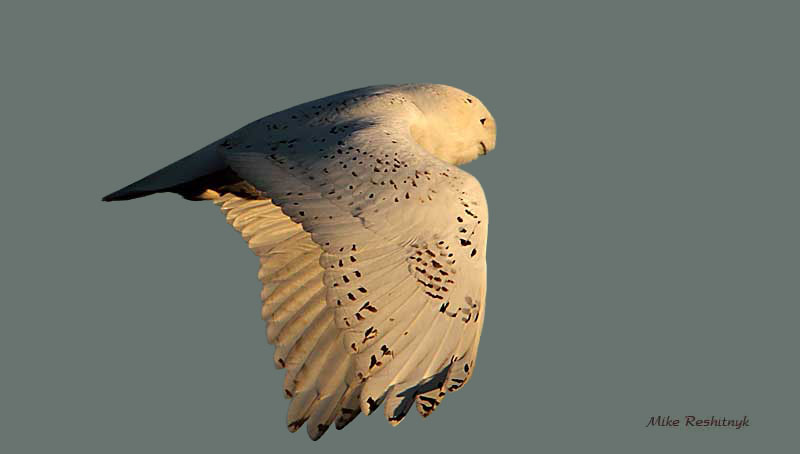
[212,100,488,438]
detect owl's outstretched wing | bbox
[216,115,488,440]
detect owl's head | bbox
[405,84,496,166]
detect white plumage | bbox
[103,83,497,440]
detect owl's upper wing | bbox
[218,114,488,439]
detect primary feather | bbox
[103,83,497,440]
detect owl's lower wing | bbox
[219,120,488,439]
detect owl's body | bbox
[103,84,497,440]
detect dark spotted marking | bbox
[418,395,439,407]
[369,354,382,369]
[366,397,380,413]
[288,417,308,431]
[363,326,377,343]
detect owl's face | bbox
[406,85,496,166]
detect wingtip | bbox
[101,188,155,202]
[102,188,127,202]
[308,423,329,441]
[102,192,128,202]
[387,417,404,427]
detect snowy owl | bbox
[103,84,497,440]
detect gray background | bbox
[2,1,798,452]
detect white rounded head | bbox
[404,84,496,166]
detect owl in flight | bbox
[103,84,497,440]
